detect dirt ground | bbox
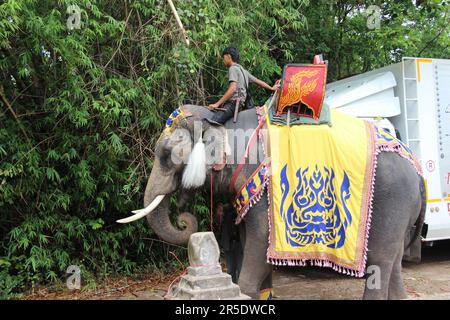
[23,240,450,300]
[271,240,450,300]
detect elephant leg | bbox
[238,241,272,299]
[234,221,246,283]
[363,245,400,300]
[363,152,419,299]
[238,198,272,299]
[388,247,408,300]
[260,270,274,300]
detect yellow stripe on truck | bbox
[416,58,432,82]
[427,197,450,203]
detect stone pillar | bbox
[166,232,250,300]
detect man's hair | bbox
[222,47,240,63]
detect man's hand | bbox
[271,83,281,91]
[255,78,281,92]
[208,102,220,110]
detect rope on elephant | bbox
[210,172,214,232]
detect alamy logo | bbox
[366,265,381,289]
[366,5,381,30]
[67,5,81,30]
[66,265,81,290]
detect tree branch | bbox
[103,9,134,70]
[167,0,190,46]
[417,21,448,56]
[0,85,30,142]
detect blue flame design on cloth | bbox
[374,126,422,175]
[165,108,183,130]
[375,126,413,155]
[279,164,352,249]
[260,288,273,300]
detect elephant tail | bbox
[405,175,427,249]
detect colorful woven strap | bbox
[228,115,266,194]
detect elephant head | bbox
[116,105,228,245]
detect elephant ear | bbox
[202,120,230,171]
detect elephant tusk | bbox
[116,195,165,223]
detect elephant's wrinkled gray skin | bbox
[138,104,426,300]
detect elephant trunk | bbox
[142,159,197,246]
[116,144,199,245]
[146,195,197,246]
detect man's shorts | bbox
[211,100,241,124]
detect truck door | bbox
[436,61,450,201]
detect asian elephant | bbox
[118,104,426,300]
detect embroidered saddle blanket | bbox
[233,106,422,277]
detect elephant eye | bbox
[159,147,172,169]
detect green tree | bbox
[0,0,307,298]
[291,0,449,80]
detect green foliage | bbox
[0,0,448,298]
[291,0,449,81]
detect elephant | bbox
[117,104,426,300]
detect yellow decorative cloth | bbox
[264,108,376,277]
[157,107,192,144]
[259,288,273,300]
[231,104,423,277]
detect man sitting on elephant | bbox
[208,46,278,123]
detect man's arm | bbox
[208,81,237,110]
[254,78,278,91]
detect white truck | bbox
[324,57,450,259]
